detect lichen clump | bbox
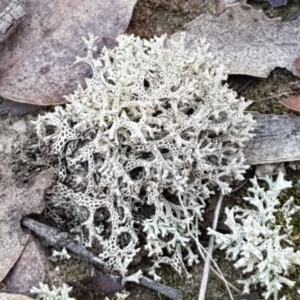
[33,33,254,279]
[30,283,75,300]
[208,173,300,300]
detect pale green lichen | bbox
[33,33,254,280]
[52,247,71,260]
[30,283,75,300]
[208,172,300,300]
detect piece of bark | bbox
[170,4,300,78]
[244,114,300,165]
[0,168,54,281]
[4,237,48,296]
[0,0,25,42]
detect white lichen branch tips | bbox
[208,172,300,300]
[30,283,75,300]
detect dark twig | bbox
[236,78,253,94]
[22,217,183,300]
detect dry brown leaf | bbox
[4,237,48,296]
[279,96,300,112]
[0,0,137,105]
[244,114,300,165]
[171,4,300,77]
[0,168,54,281]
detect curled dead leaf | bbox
[279,97,300,112]
[171,4,300,78]
[0,0,137,106]
[0,168,54,281]
[4,237,48,296]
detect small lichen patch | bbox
[208,172,300,300]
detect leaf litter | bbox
[0,0,137,106]
[0,168,53,281]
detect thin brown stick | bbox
[176,192,241,299]
[198,192,230,300]
[252,92,291,102]
[232,179,248,193]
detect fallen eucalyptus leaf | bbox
[0,0,137,106]
[279,96,300,112]
[0,168,54,281]
[171,4,300,77]
[244,114,300,165]
[4,237,48,296]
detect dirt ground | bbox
[2,0,300,300]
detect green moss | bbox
[273,173,300,299]
[239,69,300,115]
